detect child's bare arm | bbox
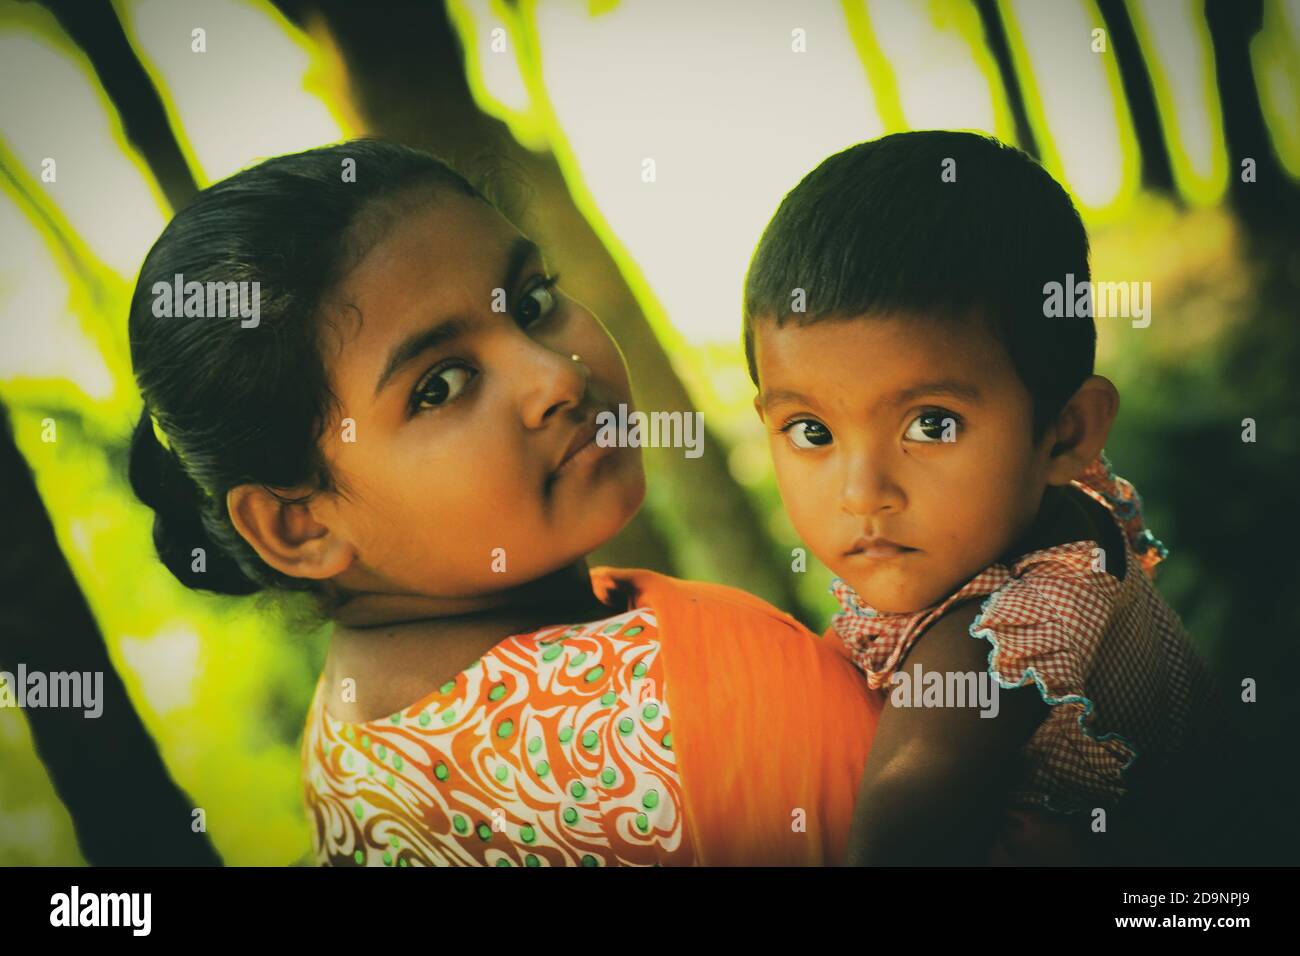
[845,598,1049,865]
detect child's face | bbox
[314,191,644,599]
[753,312,1053,613]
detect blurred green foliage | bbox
[1,0,1296,864]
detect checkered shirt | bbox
[829,453,1216,814]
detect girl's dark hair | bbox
[128,139,485,596]
[743,130,1095,442]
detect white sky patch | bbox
[534,0,883,345]
[117,626,202,717]
[0,15,168,281]
[865,0,1000,133]
[458,0,531,115]
[1008,0,1127,210]
[0,192,116,399]
[117,0,346,186]
[1130,0,1225,197]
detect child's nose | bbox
[840,454,905,516]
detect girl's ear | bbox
[1044,375,1120,486]
[752,394,765,422]
[226,484,354,581]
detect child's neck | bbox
[999,483,1124,577]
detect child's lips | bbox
[845,536,918,559]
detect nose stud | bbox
[570,354,582,363]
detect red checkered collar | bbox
[828,542,1108,689]
[826,451,1163,673]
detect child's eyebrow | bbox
[884,379,982,408]
[373,237,540,397]
[759,378,981,412]
[759,387,814,409]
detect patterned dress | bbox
[303,606,695,866]
[828,452,1218,815]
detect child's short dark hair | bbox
[743,130,1095,442]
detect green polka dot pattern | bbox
[304,607,691,866]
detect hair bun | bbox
[127,411,261,595]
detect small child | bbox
[744,131,1222,865]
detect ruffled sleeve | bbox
[971,542,1138,809]
[828,451,1168,810]
[830,567,1013,691]
[1072,451,1169,579]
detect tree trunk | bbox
[1096,0,1176,193]
[270,0,803,613]
[0,404,222,865]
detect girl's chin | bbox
[559,486,644,561]
[572,478,645,549]
[556,446,645,513]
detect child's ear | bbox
[1044,375,1120,485]
[226,484,354,581]
[752,394,765,422]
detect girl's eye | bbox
[904,410,961,443]
[411,363,475,413]
[782,419,833,449]
[516,275,560,327]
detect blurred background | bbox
[0,0,1296,865]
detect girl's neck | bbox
[321,560,617,722]
[329,559,610,629]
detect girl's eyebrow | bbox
[372,237,540,397]
[373,315,472,397]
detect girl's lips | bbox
[551,427,616,480]
[554,433,597,473]
[554,424,600,472]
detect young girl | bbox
[743,131,1228,865]
[126,139,882,866]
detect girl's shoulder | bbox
[590,567,881,865]
[303,602,696,866]
[593,565,869,693]
[310,603,663,729]
[590,566,812,638]
[302,569,881,865]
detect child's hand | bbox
[845,598,1049,865]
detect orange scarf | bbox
[591,567,882,865]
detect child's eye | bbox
[410,363,476,414]
[782,419,833,449]
[515,275,561,327]
[904,409,961,443]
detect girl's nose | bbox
[518,348,588,429]
[840,453,905,516]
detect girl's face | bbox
[313,190,644,601]
[754,312,1054,613]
